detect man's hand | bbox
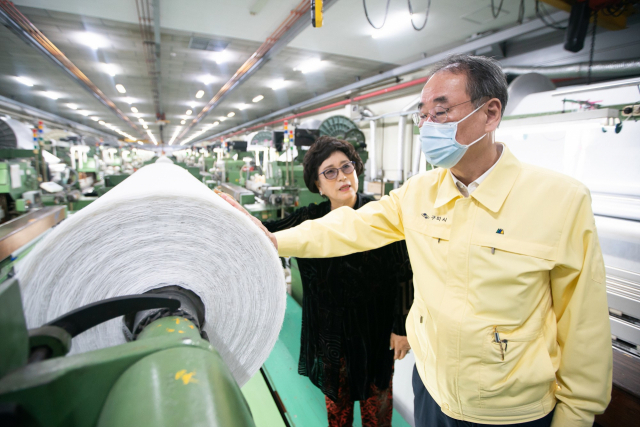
[217,191,278,249]
[390,333,410,360]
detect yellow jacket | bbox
[276,145,612,426]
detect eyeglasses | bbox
[412,99,474,126]
[319,161,355,180]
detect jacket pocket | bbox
[479,325,556,403]
[409,302,435,367]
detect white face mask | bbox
[419,103,486,169]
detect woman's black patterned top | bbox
[264,193,414,402]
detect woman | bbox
[223,136,413,427]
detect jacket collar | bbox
[433,144,521,213]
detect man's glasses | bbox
[412,99,473,126]
[319,161,356,180]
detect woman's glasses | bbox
[319,161,356,180]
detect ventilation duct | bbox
[505,73,556,117]
[0,117,35,149]
[502,59,640,80]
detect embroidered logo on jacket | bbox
[496,228,504,234]
[422,213,447,222]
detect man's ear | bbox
[485,98,502,133]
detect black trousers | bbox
[412,365,555,427]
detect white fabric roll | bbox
[18,160,286,386]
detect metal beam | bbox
[176,0,341,144]
[0,94,118,142]
[0,1,143,139]
[199,11,569,144]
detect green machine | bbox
[0,282,258,427]
[0,150,41,222]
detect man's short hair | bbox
[431,54,508,117]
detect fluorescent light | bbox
[67,103,78,110]
[115,84,126,94]
[252,95,264,103]
[43,91,60,100]
[90,116,99,121]
[146,129,157,145]
[131,106,138,113]
[138,118,144,123]
[77,32,109,50]
[199,74,215,85]
[186,109,192,115]
[196,90,204,98]
[370,14,407,39]
[16,76,34,87]
[213,121,219,126]
[169,126,183,145]
[211,50,230,64]
[102,63,118,76]
[270,79,287,90]
[180,119,186,125]
[238,104,249,110]
[99,120,106,125]
[227,112,235,117]
[125,97,134,104]
[79,110,90,116]
[294,58,324,74]
[138,141,144,145]
[220,117,227,122]
[143,124,148,129]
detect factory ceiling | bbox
[0,0,638,147]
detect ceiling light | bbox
[370,14,407,39]
[186,109,192,115]
[220,117,227,122]
[43,91,60,100]
[238,104,249,110]
[138,118,144,123]
[79,110,90,116]
[125,97,134,104]
[131,106,138,113]
[294,58,324,74]
[211,50,230,64]
[115,84,126,94]
[16,76,34,87]
[252,95,264,103]
[195,90,204,98]
[227,112,235,117]
[90,116,99,121]
[143,124,148,129]
[77,32,109,50]
[138,141,144,145]
[213,121,220,126]
[199,74,215,85]
[180,119,186,125]
[189,102,197,109]
[98,120,106,125]
[102,63,118,76]
[169,126,183,145]
[67,103,78,110]
[270,79,287,90]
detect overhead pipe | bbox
[176,0,340,144]
[0,1,142,138]
[502,59,640,80]
[196,10,569,145]
[210,76,430,142]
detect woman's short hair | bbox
[302,135,364,194]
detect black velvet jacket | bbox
[264,193,414,402]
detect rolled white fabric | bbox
[18,159,286,386]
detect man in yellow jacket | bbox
[222,54,612,426]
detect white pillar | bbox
[368,120,377,181]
